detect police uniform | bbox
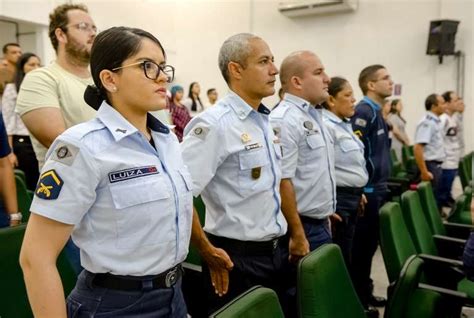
[0,113,12,227]
[414,111,446,205]
[323,109,368,265]
[270,94,336,250]
[31,102,192,317]
[181,91,287,313]
[350,96,391,307]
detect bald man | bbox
[270,50,337,257]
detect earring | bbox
[111,86,117,92]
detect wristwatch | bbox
[9,212,22,221]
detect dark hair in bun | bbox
[83,26,166,109]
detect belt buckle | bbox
[272,239,278,250]
[165,267,178,287]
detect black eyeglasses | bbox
[66,22,98,34]
[112,61,175,83]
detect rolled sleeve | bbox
[271,117,299,179]
[30,136,100,224]
[181,116,227,196]
[415,122,432,145]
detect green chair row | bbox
[0,224,77,318]
[212,244,464,318]
[459,152,473,189]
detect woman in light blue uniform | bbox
[20,27,192,318]
[322,77,368,267]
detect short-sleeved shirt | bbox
[16,62,96,169]
[0,113,11,158]
[30,102,192,276]
[322,109,368,188]
[414,111,445,162]
[270,94,336,218]
[181,91,287,241]
[440,113,461,169]
[351,97,391,193]
[387,113,408,160]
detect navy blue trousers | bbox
[67,270,187,317]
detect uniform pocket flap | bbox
[239,149,269,170]
[109,178,170,209]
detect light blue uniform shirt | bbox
[414,111,446,162]
[181,91,287,241]
[322,109,368,188]
[270,93,336,219]
[31,102,193,276]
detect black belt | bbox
[207,233,280,256]
[426,160,443,165]
[12,135,31,143]
[88,265,182,291]
[336,186,364,195]
[300,215,328,225]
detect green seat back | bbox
[385,256,442,318]
[210,286,284,318]
[15,175,32,223]
[417,182,446,236]
[379,202,418,283]
[297,244,366,318]
[401,191,438,255]
[448,194,472,224]
[0,225,33,318]
[0,224,77,318]
[14,169,27,185]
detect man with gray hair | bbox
[181,33,287,314]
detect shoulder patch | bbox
[190,126,210,140]
[50,142,80,166]
[35,169,64,200]
[355,118,367,127]
[354,130,363,138]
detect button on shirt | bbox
[440,113,461,169]
[322,109,368,188]
[415,111,446,162]
[181,91,287,241]
[270,94,336,218]
[30,102,193,276]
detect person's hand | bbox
[288,235,310,263]
[8,153,18,167]
[329,213,343,235]
[358,194,368,217]
[201,246,234,296]
[421,171,433,181]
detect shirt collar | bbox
[226,91,271,120]
[97,101,169,142]
[322,108,344,124]
[362,96,381,111]
[283,93,311,112]
[427,111,441,122]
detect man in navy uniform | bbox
[181,33,287,315]
[351,64,393,316]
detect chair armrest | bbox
[433,234,466,259]
[419,283,474,304]
[444,222,473,239]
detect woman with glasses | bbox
[2,52,41,190]
[20,27,192,318]
[322,77,368,267]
